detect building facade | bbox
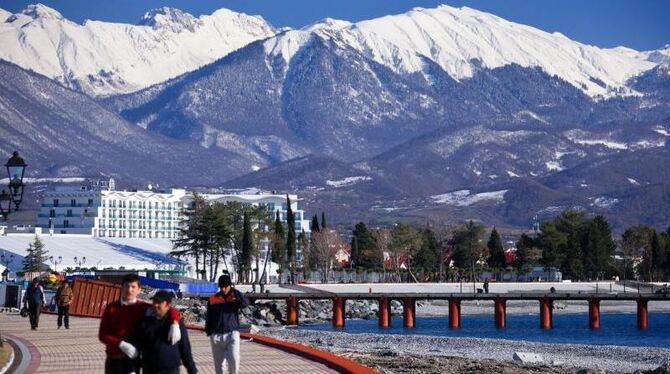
[37,184,185,239]
[37,184,311,247]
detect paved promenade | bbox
[0,313,335,373]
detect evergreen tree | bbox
[271,210,286,268]
[414,226,440,276]
[350,222,379,269]
[651,232,665,281]
[23,235,48,273]
[310,214,320,232]
[321,211,327,229]
[451,221,485,269]
[486,227,506,269]
[514,234,536,274]
[286,195,296,283]
[583,215,615,279]
[241,212,253,283]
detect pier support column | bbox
[286,296,299,326]
[378,297,391,328]
[637,299,648,330]
[494,298,507,328]
[539,298,553,330]
[588,298,601,330]
[448,298,461,329]
[402,297,416,328]
[332,297,345,328]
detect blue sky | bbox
[1,0,668,50]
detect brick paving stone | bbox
[0,313,335,373]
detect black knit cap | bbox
[218,274,232,288]
[152,290,173,304]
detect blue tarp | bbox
[139,276,179,290]
[183,282,217,295]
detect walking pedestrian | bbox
[206,274,249,374]
[484,278,490,294]
[23,278,46,330]
[55,279,73,329]
[98,274,182,374]
[129,290,197,374]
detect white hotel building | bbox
[36,183,311,242]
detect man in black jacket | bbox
[206,274,248,374]
[130,290,197,374]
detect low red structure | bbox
[69,278,121,317]
[637,298,648,330]
[448,298,461,329]
[286,295,299,326]
[589,298,601,329]
[494,298,506,328]
[402,297,416,328]
[378,297,391,328]
[539,298,553,329]
[332,297,346,328]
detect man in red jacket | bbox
[98,274,182,374]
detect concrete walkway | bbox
[0,313,335,373]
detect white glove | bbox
[118,341,138,359]
[168,323,181,345]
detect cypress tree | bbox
[487,227,506,269]
[286,195,296,283]
[651,232,665,281]
[311,214,320,232]
[272,210,286,267]
[321,211,327,229]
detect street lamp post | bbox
[74,256,86,270]
[49,255,63,273]
[1,252,14,281]
[0,151,27,221]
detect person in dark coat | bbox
[23,278,46,330]
[206,274,249,374]
[129,290,197,374]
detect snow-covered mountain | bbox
[1,3,669,229]
[263,5,658,97]
[0,4,276,96]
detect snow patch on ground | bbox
[326,176,372,187]
[432,189,507,206]
[571,139,628,150]
[506,170,520,177]
[627,178,640,185]
[591,196,619,208]
[653,126,669,136]
[545,161,564,171]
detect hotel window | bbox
[64,219,70,228]
[53,199,59,207]
[66,209,73,217]
[49,209,55,218]
[88,199,93,207]
[71,199,76,207]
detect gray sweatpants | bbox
[210,331,240,374]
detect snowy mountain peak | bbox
[19,3,64,20]
[0,5,277,96]
[303,18,352,32]
[138,7,201,32]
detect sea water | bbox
[302,313,670,348]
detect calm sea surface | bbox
[302,313,670,348]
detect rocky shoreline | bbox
[259,329,670,374]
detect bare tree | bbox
[372,228,392,282]
[310,229,344,283]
